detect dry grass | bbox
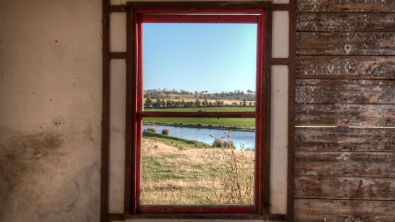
[141,138,254,205]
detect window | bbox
[125,2,270,218]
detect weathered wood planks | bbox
[296,56,395,79]
[295,199,395,222]
[297,32,395,55]
[295,176,395,200]
[296,104,395,127]
[295,127,395,152]
[295,1,395,221]
[295,151,395,177]
[297,13,395,32]
[296,79,395,104]
[297,0,395,13]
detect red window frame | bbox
[126,2,269,218]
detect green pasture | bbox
[143,107,256,130]
[144,106,255,112]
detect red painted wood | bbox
[141,15,258,24]
[135,8,265,15]
[131,6,267,215]
[256,12,265,215]
[135,13,143,212]
[140,111,256,118]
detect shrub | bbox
[212,138,235,149]
[145,128,157,134]
[212,138,222,147]
[206,131,252,204]
[161,128,169,136]
[206,148,253,204]
[222,140,235,148]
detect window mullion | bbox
[140,111,256,118]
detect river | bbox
[142,124,255,150]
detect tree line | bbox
[144,88,256,101]
[144,97,255,108]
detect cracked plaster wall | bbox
[0,0,102,221]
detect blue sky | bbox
[143,23,257,93]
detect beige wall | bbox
[0,0,289,221]
[0,0,102,221]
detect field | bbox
[143,107,256,130]
[141,105,256,205]
[141,137,255,205]
[144,90,256,107]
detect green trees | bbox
[194,99,201,107]
[145,97,153,107]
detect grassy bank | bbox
[143,131,211,149]
[143,107,255,130]
[141,137,254,205]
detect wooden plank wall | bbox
[294,1,395,221]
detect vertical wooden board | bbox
[297,0,395,12]
[295,127,395,152]
[295,176,395,200]
[296,56,395,79]
[295,79,395,104]
[288,0,297,220]
[101,0,110,221]
[295,151,395,177]
[297,13,395,32]
[295,199,395,222]
[296,104,395,127]
[296,32,395,55]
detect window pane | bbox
[141,117,256,205]
[142,23,257,111]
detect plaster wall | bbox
[0,0,102,221]
[0,0,289,221]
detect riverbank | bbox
[143,121,255,132]
[143,124,256,150]
[143,131,211,149]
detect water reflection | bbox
[142,124,255,150]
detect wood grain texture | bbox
[297,13,395,32]
[295,199,395,222]
[295,151,395,177]
[296,104,395,127]
[295,176,395,200]
[295,79,395,104]
[101,0,110,221]
[295,127,395,152]
[297,0,395,12]
[288,0,297,220]
[295,1,395,221]
[296,56,395,79]
[296,32,395,55]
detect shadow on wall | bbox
[0,132,64,218]
[0,131,99,221]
